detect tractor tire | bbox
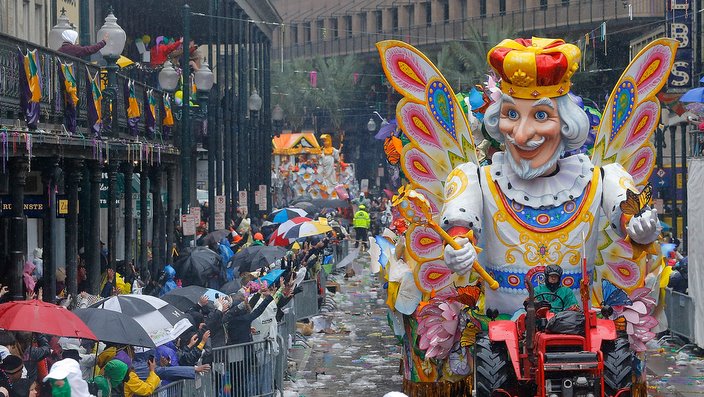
[602,335,633,396]
[474,334,517,396]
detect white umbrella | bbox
[90,294,192,346]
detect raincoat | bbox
[353,210,370,229]
[159,265,179,297]
[532,284,580,313]
[23,261,36,293]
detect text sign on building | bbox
[667,0,694,89]
[0,195,46,218]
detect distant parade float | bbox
[271,131,357,208]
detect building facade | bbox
[272,0,665,59]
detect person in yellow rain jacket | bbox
[99,358,160,397]
[353,204,371,250]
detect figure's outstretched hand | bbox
[443,237,476,275]
[626,208,661,245]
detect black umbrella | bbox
[249,246,287,271]
[202,229,231,246]
[173,246,223,286]
[162,285,224,312]
[292,201,316,213]
[230,246,261,271]
[220,279,242,295]
[72,308,156,348]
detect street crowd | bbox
[0,191,394,397]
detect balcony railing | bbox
[277,0,665,60]
[0,31,175,147]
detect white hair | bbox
[483,93,590,152]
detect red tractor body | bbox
[474,259,633,397]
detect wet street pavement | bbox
[646,342,704,397]
[284,251,404,396]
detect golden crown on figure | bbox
[487,37,581,99]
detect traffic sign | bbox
[238,191,247,206]
[214,213,225,229]
[182,214,196,236]
[215,195,226,213]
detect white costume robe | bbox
[441,152,636,314]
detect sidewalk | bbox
[282,252,404,396]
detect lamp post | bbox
[158,61,179,92]
[96,8,126,136]
[48,8,72,51]
[248,89,263,217]
[272,104,284,137]
[194,62,216,231]
[367,111,389,131]
[181,3,193,246]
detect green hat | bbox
[103,359,128,387]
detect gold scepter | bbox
[392,187,499,290]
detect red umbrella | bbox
[0,299,97,340]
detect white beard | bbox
[506,141,565,180]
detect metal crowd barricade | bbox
[664,288,696,342]
[149,379,196,397]
[294,279,319,320]
[201,339,277,397]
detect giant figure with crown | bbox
[373,36,678,396]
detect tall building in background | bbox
[0,0,49,45]
[271,0,665,60]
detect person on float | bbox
[442,37,661,315]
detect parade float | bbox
[369,37,678,396]
[271,131,357,208]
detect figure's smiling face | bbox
[499,96,563,174]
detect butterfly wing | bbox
[601,278,634,307]
[377,40,479,213]
[592,39,678,301]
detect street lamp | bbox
[248,89,263,216]
[158,61,179,92]
[48,8,72,51]
[272,104,284,137]
[367,117,376,131]
[96,7,126,136]
[193,60,215,231]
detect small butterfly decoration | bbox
[448,283,482,308]
[460,308,487,348]
[619,183,653,217]
[601,279,633,307]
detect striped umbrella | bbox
[90,294,192,346]
[270,208,308,223]
[269,216,312,246]
[283,220,333,240]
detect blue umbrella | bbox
[679,87,704,103]
[270,207,308,223]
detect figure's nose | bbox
[512,119,536,146]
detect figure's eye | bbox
[535,111,548,121]
[507,109,519,120]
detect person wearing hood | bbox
[99,357,160,397]
[159,265,179,297]
[43,358,91,397]
[529,265,579,314]
[219,238,234,268]
[57,30,108,58]
[31,248,43,281]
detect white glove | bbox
[626,208,661,245]
[443,237,477,275]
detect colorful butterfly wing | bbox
[601,278,634,307]
[378,40,479,210]
[592,39,677,301]
[592,38,678,186]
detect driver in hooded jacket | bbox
[531,265,580,313]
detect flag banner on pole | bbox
[86,67,102,137]
[145,89,156,138]
[18,48,42,129]
[58,62,78,133]
[124,79,141,136]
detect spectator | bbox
[150,37,183,68]
[0,355,30,397]
[58,30,107,58]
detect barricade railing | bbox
[149,378,195,397]
[664,288,696,342]
[198,339,277,397]
[294,279,319,320]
